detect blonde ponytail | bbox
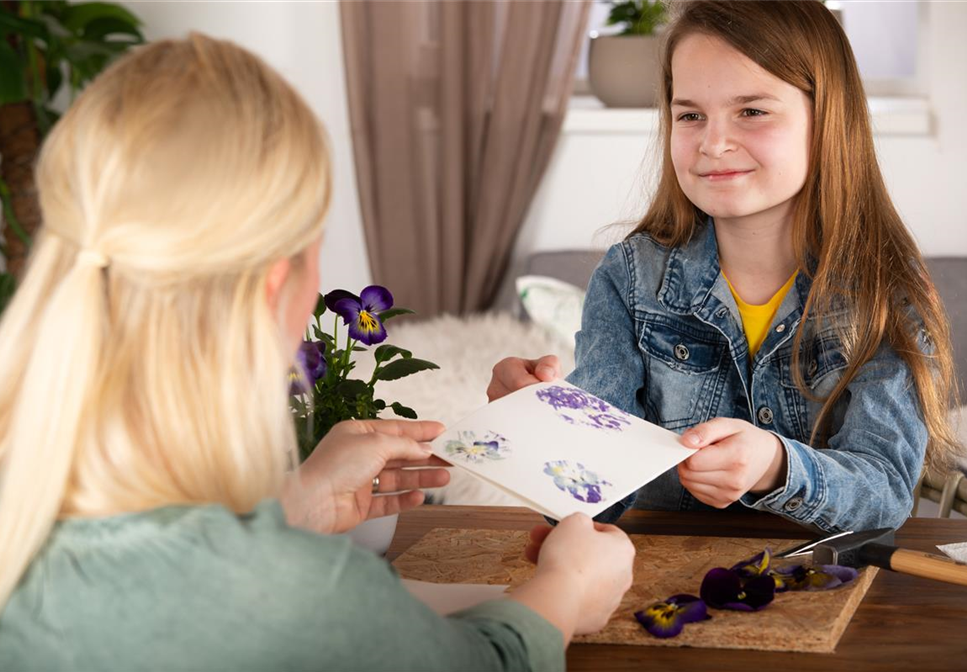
[0,240,109,606]
[0,34,331,610]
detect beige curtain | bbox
[340,0,591,316]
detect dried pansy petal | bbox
[634,594,710,638]
[700,568,775,611]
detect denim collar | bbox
[657,218,812,322]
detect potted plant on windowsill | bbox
[588,0,666,108]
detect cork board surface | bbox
[392,527,878,653]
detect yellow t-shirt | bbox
[723,271,798,357]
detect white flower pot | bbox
[588,34,662,108]
[346,513,399,556]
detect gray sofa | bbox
[526,251,967,398]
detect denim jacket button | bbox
[784,497,804,512]
[775,323,786,333]
[757,406,774,425]
[674,343,690,361]
[715,307,728,318]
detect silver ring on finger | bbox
[371,475,380,494]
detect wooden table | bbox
[387,505,967,671]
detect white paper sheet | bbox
[430,381,697,520]
[937,541,967,563]
[401,579,508,615]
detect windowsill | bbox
[563,95,931,137]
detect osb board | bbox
[392,528,878,653]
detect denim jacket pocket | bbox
[639,313,727,430]
[778,332,848,391]
[777,332,849,439]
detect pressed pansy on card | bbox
[429,381,696,520]
[536,384,632,431]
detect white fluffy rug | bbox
[352,312,575,505]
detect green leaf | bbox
[375,358,439,382]
[0,12,48,40]
[390,402,417,419]
[314,293,327,317]
[0,273,17,315]
[377,307,415,322]
[81,16,144,42]
[0,41,27,104]
[61,3,142,33]
[374,344,411,364]
[336,379,369,399]
[45,63,63,100]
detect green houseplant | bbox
[0,1,144,311]
[588,0,667,108]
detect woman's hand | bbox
[676,418,788,508]
[486,355,561,402]
[280,419,449,535]
[509,514,635,642]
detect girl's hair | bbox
[632,1,960,471]
[0,34,331,608]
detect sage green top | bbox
[0,500,563,671]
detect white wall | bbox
[126,1,965,303]
[124,1,372,293]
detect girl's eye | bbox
[677,113,703,122]
[741,108,767,117]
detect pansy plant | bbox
[289,286,439,460]
[635,546,859,639]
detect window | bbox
[573,1,925,99]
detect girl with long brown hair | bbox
[490,0,960,532]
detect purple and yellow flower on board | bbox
[329,285,394,346]
[634,594,711,638]
[289,340,327,395]
[699,567,776,611]
[543,460,612,504]
[730,548,772,579]
[445,431,510,464]
[535,385,632,432]
[771,564,859,592]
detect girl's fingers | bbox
[534,355,561,381]
[679,417,746,448]
[679,480,733,509]
[680,437,743,472]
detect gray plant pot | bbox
[588,34,662,108]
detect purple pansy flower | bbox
[634,594,711,638]
[771,564,859,592]
[329,285,394,346]
[700,567,776,611]
[290,340,327,395]
[730,548,773,579]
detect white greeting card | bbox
[430,381,697,520]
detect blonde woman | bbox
[0,36,634,670]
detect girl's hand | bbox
[486,355,561,402]
[676,418,788,509]
[281,419,450,534]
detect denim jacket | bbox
[567,221,927,532]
